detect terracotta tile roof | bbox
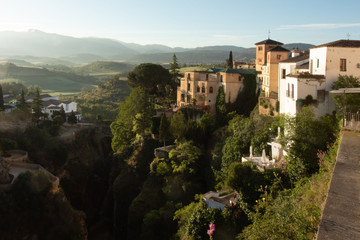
[255,38,283,45]
[280,54,309,63]
[268,46,289,52]
[311,40,360,49]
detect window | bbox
[238,76,242,82]
[187,73,190,79]
[181,94,185,102]
[291,84,294,99]
[209,87,213,93]
[317,59,319,68]
[206,74,209,80]
[187,95,191,103]
[197,86,200,92]
[202,86,205,93]
[277,55,281,60]
[187,83,190,91]
[220,75,223,82]
[340,59,347,72]
[281,69,286,79]
[258,46,263,51]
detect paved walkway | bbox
[317,131,360,240]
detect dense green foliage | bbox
[74,74,131,121]
[332,75,360,112]
[285,107,339,181]
[215,86,227,125]
[111,87,155,152]
[0,82,28,96]
[127,63,173,96]
[239,136,340,239]
[159,113,171,145]
[228,73,259,116]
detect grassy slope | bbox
[0,77,96,96]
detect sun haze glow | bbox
[0,0,359,47]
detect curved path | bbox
[317,131,360,239]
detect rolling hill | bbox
[0,30,315,65]
[0,63,97,95]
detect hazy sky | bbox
[0,0,359,48]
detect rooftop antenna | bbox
[347,33,350,40]
[268,30,271,39]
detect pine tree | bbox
[226,51,233,69]
[67,110,77,124]
[169,53,181,86]
[32,87,43,120]
[17,89,29,112]
[0,84,4,112]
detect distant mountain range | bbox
[0,30,315,65]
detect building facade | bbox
[177,68,257,114]
[279,40,360,116]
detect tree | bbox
[0,84,4,112]
[332,75,360,112]
[285,107,339,181]
[169,141,202,175]
[169,54,181,86]
[127,63,172,96]
[67,110,77,124]
[215,86,227,125]
[16,89,29,112]
[111,87,155,152]
[170,111,186,140]
[226,162,263,204]
[226,51,233,69]
[221,116,254,172]
[159,113,171,146]
[32,87,43,120]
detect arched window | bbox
[209,87,213,93]
[197,86,200,92]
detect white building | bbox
[43,100,78,119]
[279,40,360,116]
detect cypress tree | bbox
[159,113,170,146]
[226,51,233,69]
[215,86,227,125]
